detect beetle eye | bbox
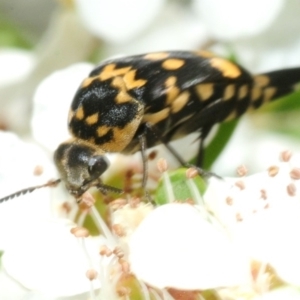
[88,155,110,179]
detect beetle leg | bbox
[138,131,148,189]
[145,122,221,179]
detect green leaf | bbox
[203,119,239,169]
[0,16,32,49]
[258,90,300,113]
[155,168,207,205]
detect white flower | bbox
[193,0,284,40]
[2,219,102,298]
[74,0,210,55]
[0,132,57,251]
[206,151,300,287]
[31,62,94,151]
[129,202,251,290]
[253,287,300,300]
[75,0,166,44]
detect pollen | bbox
[70,226,90,238]
[280,150,292,162]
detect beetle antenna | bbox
[96,183,123,195]
[0,179,61,204]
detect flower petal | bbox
[0,131,56,250]
[129,203,251,290]
[75,0,165,44]
[193,0,284,40]
[3,219,103,297]
[0,48,34,86]
[31,63,94,151]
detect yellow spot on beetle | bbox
[97,126,110,137]
[99,102,144,152]
[251,87,262,102]
[254,75,270,88]
[210,58,241,78]
[116,91,132,103]
[123,70,147,89]
[171,91,190,113]
[144,52,169,60]
[98,64,132,81]
[162,59,185,70]
[195,83,214,101]
[225,110,237,121]
[194,50,216,58]
[112,76,127,90]
[85,113,99,125]
[263,87,276,103]
[68,110,75,123]
[223,84,235,100]
[143,107,170,124]
[238,85,248,100]
[164,76,180,105]
[81,76,96,88]
[75,106,84,120]
[165,76,177,87]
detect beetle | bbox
[1,50,300,203]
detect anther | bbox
[33,165,44,176]
[226,196,233,205]
[99,245,113,257]
[81,192,96,207]
[236,165,248,177]
[157,158,168,173]
[70,226,90,238]
[235,180,245,190]
[280,150,292,162]
[290,168,300,180]
[112,224,125,237]
[86,269,98,280]
[186,167,199,179]
[287,183,296,196]
[268,165,279,177]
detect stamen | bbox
[149,288,163,300]
[185,174,205,206]
[236,165,248,177]
[161,289,175,300]
[137,279,152,300]
[81,192,96,207]
[268,165,279,177]
[119,258,130,273]
[226,196,233,206]
[86,268,98,280]
[112,224,126,237]
[157,158,175,203]
[290,168,300,180]
[287,183,296,196]
[71,225,98,300]
[260,189,267,200]
[157,158,168,173]
[129,197,141,208]
[148,150,158,160]
[90,206,117,245]
[99,245,113,257]
[109,198,128,211]
[113,246,125,258]
[235,180,245,190]
[280,150,292,162]
[185,167,199,179]
[236,213,243,222]
[70,226,90,238]
[116,286,131,298]
[33,165,44,176]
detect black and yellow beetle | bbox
[1,50,300,202]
